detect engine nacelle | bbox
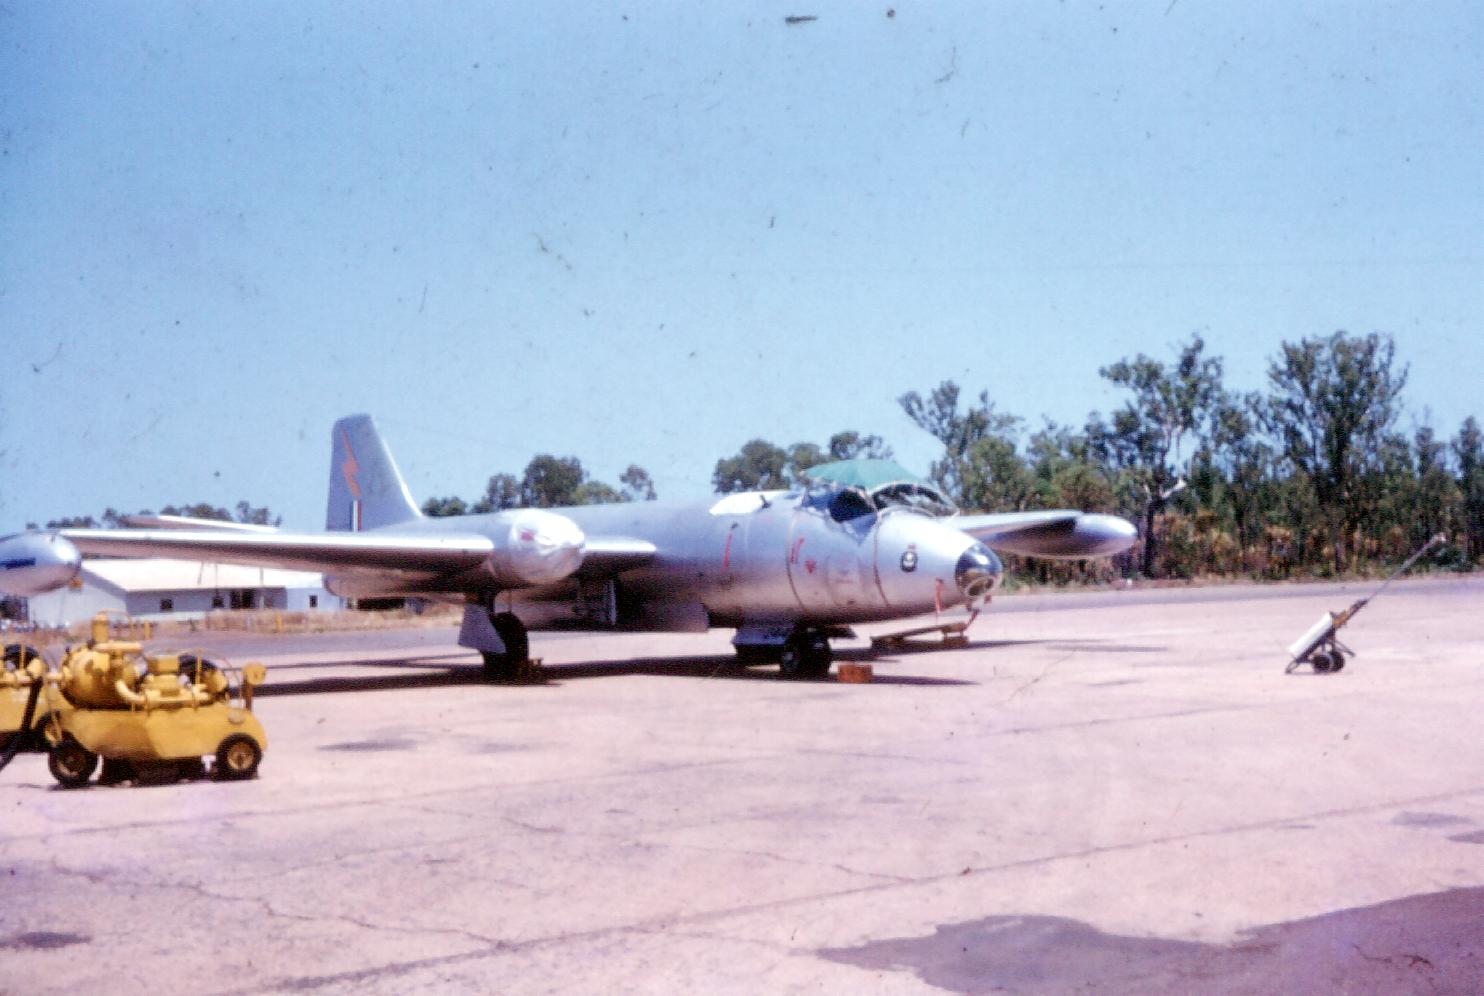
[0,532,82,596]
[486,509,586,587]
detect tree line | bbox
[31,329,1480,585]
[31,501,281,531]
[892,331,1481,582]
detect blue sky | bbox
[3,2,1480,529]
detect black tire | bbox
[481,651,517,682]
[799,633,833,680]
[48,737,98,788]
[778,639,804,679]
[779,631,833,680]
[1330,650,1346,673]
[1311,651,1335,674]
[215,734,262,781]
[482,612,529,682]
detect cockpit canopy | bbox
[803,459,957,519]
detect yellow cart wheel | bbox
[48,737,98,789]
[215,734,262,781]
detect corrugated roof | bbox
[82,558,327,593]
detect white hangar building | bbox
[26,558,344,627]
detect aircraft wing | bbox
[119,514,281,533]
[578,537,658,576]
[952,510,1138,560]
[58,528,494,579]
[44,526,656,593]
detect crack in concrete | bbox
[1,751,779,845]
[35,854,508,955]
[647,837,915,886]
[230,782,1484,991]
[1006,653,1070,701]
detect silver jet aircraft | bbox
[0,416,1137,679]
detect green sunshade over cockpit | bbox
[804,459,957,515]
[804,458,932,492]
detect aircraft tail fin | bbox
[326,415,423,531]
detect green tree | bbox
[520,455,586,508]
[785,443,827,485]
[471,473,522,513]
[960,433,1035,512]
[1262,331,1408,573]
[827,431,892,461]
[161,503,232,520]
[573,480,623,505]
[1089,334,1224,576]
[234,501,281,526]
[422,496,469,517]
[44,514,98,529]
[1456,417,1484,562]
[898,381,1020,506]
[1198,391,1277,554]
[619,465,657,502]
[713,440,790,493]
[1405,424,1459,555]
[1025,423,1114,509]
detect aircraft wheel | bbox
[779,631,832,680]
[215,734,262,780]
[1330,650,1346,672]
[1311,651,1335,674]
[482,612,528,682]
[48,736,97,788]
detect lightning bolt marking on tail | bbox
[340,429,362,499]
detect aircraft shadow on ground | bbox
[250,635,1175,696]
[253,646,980,696]
[879,636,1168,656]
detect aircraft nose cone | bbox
[955,543,1002,600]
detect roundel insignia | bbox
[900,549,918,572]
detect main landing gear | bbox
[779,629,832,680]
[745,627,833,681]
[481,611,529,683]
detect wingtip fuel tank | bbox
[1071,514,1140,558]
[0,532,82,596]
